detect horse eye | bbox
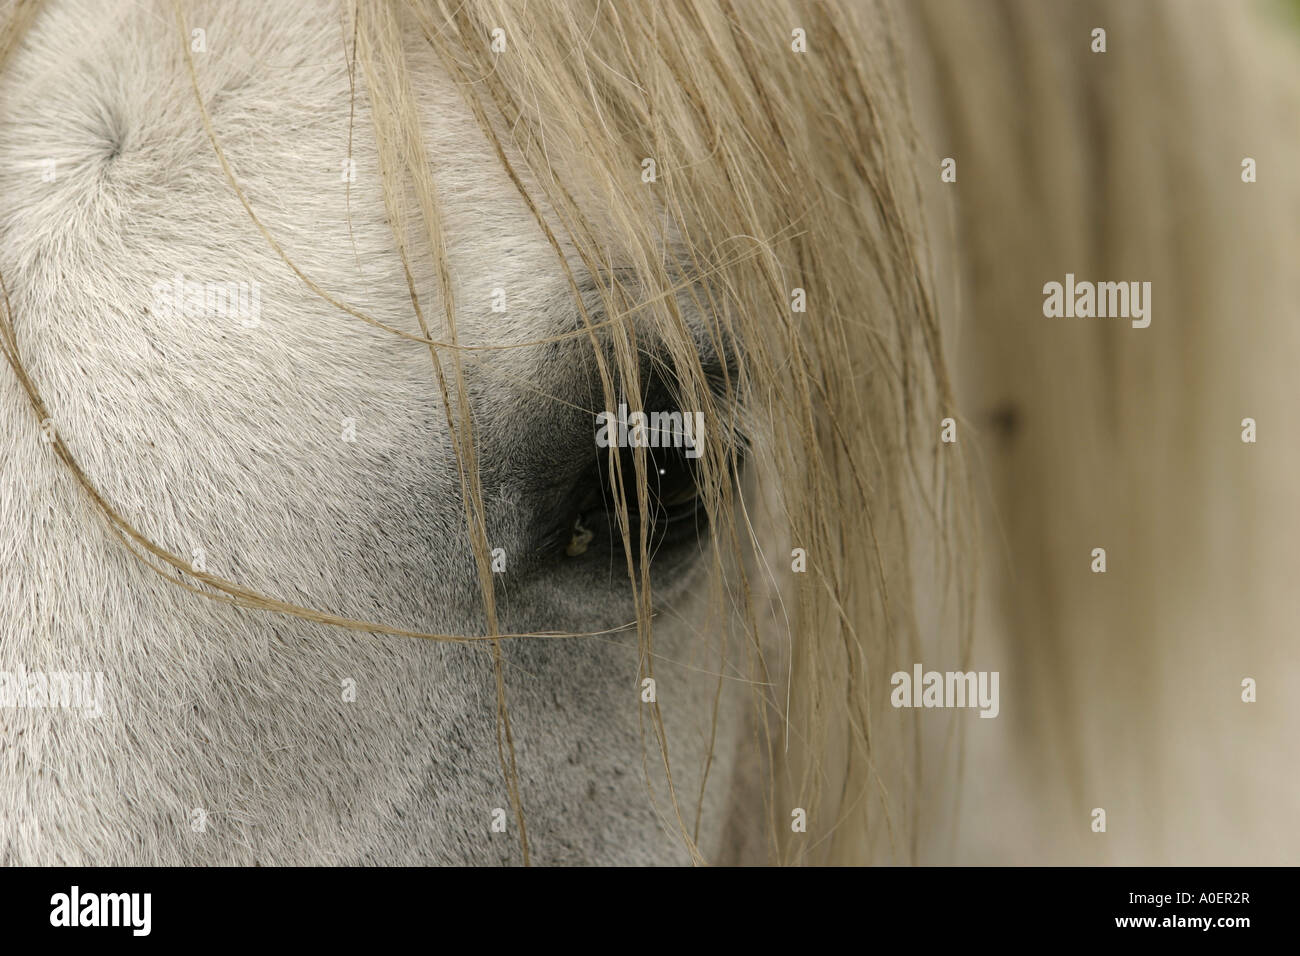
[563,437,706,558]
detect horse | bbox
[1,0,1296,865]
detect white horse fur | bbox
[0,0,746,865]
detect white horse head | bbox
[2,0,1298,865]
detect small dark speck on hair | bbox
[989,401,1021,441]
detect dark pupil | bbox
[595,440,702,531]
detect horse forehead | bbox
[5,0,564,351]
[1,0,575,551]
